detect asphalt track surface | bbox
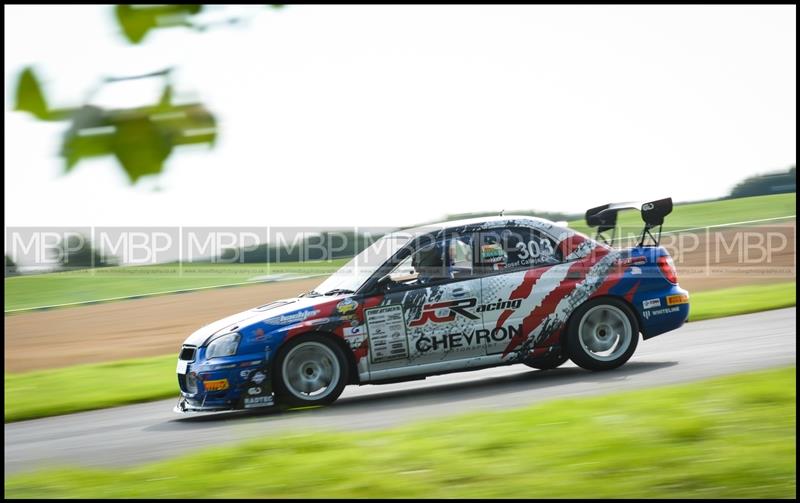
[5,308,796,475]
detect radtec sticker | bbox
[244,396,274,408]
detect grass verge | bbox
[4,282,795,423]
[5,259,348,312]
[5,366,796,498]
[688,282,796,321]
[4,355,178,423]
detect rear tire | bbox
[273,334,349,407]
[565,298,639,371]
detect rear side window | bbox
[475,227,562,273]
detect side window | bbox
[447,235,473,276]
[475,227,561,274]
[385,234,473,287]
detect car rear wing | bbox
[585,197,673,247]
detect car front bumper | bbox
[173,393,276,414]
[175,352,277,414]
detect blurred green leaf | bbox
[111,116,172,183]
[14,4,257,184]
[115,4,203,44]
[44,84,217,183]
[14,67,49,120]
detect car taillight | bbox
[657,255,678,284]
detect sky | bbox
[4,5,797,232]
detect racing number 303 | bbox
[515,239,554,262]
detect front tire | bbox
[523,352,568,370]
[273,334,349,407]
[565,298,639,371]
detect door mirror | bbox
[376,273,392,288]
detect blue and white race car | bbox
[175,198,688,413]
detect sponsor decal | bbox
[642,298,661,309]
[343,325,365,337]
[252,328,266,341]
[274,309,320,325]
[336,298,359,315]
[365,305,410,363]
[480,243,506,263]
[240,369,252,379]
[244,395,273,406]
[251,371,266,384]
[666,294,689,306]
[642,306,680,320]
[409,297,522,327]
[630,266,642,275]
[642,202,655,211]
[343,325,367,350]
[204,379,229,391]
[244,395,274,408]
[409,298,480,326]
[476,298,522,313]
[247,387,262,395]
[415,324,522,353]
[618,256,647,267]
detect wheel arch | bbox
[273,330,361,385]
[560,294,642,371]
[561,294,642,345]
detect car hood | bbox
[182,295,341,347]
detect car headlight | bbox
[206,332,240,359]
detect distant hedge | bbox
[730,166,795,198]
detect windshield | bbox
[311,233,413,295]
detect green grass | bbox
[568,193,796,234]
[4,282,795,423]
[4,355,179,423]
[4,259,348,312]
[5,366,796,498]
[688,282,797,321]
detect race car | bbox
[175,198,689,413]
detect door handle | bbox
[452,287,470,297]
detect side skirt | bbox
[363,354,515,383]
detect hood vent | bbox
[254,300,295,311]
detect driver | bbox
[412,242,446,284]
